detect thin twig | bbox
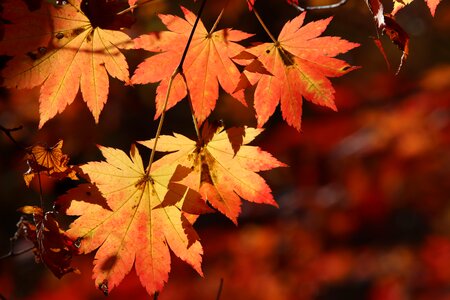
[30,152,45,209]
[293,0,348,11]
[216,278,224,300]
[247,1,277,43]
[146,0,209,172]
[146,71,176,172]
[0,235,34,260]
[0,125,45,210]
[209,0,230,34]
[0,246,34,260]
[180,72,200,138]
[0,125,24,149]
[177,0,208,70]
[153,292,159,300]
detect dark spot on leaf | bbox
[100,255,117,272]
[135,174,152,189]
[278,48,295,67]
[266,49,270,54]
[26,51,38,61]
[98,280,109,296]
[86,191,91,196]
[71,27,85,37]
[55,32,65,40]
[38,47,47,54]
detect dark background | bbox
[1,0,449,299]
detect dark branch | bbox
[0,125,24,149]
[0,235,34,260]
[177,0,208,71]
[293,0,347,11]
[216,278,224,300]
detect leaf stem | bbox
[178,0,208,70]
[146,0,209,172]
[0,246,34,260]
[31,152,45,209]
[293,0,348,11]
[0,125,24,149]
[209,0,230,34]
[146,71,175,172]
[0,234,34,260]
[116,0,162,15]
[180,72,200,138]
[247,1,277,43]
[216,278,224,300]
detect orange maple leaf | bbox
[131,6,252,124]
[58,145,203,296]
[140,123,286,224]
[0,0,133,127]
[236,12,359,131]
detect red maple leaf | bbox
[58,145,203,296]
[236,12,359,131]
[131,7,252,124]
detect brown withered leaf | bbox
[16,206,79,278]
[24,140,77,186]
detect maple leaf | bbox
[235,12,359,131]
[131,7,252,124]
[16,206,79,278]
[140,123,286,224]
[24,140,77,187]
[392,0,442,16]
[0,0,133,128]
[58,145,203,296]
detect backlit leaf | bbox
[236,12,359,131]
[24,140,77,187]
[0,0,133,127]
[59,145,203,296]
[131,7,252,124]
[140,123,286,224]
